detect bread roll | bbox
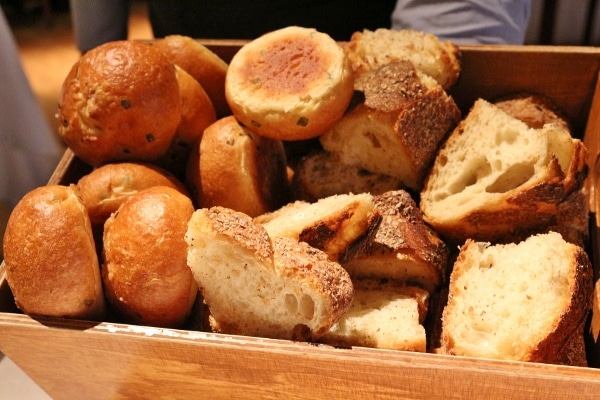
[77,162,190,226]
[3,185,105,320]
[441,232,593,365]
[154,35,230,118]
[494,93,570,131]
[185,206,354,341]
[157,65,217,177]
[57,40,181,167]
[186,115,289,217]
[102,186,197,328]
[225,26,354,141]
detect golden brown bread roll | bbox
[225,26,355,141]
[77,162,190,226]
[3,185,105,320]
[156,65,217,177]
[102,186,197,328]
[57,40,181,167]
[154,35,230,118]
[186,116,289,217]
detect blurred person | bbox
[69,0,130,53]
[0,8,62,210]
[391,0,532,44]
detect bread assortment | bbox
[2,28,597,368]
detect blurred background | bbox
[1,0,600,141]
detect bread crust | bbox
[3,185,105,320]
[225,26,354,141]
[77,162,190,225]
[153,35,230,118]
[494,93,570,131]
[102,186,197,328]
[57,40,181,166]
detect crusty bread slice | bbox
[441,232,593,365]
[319,60,461,191]
[185,206,353,341]
[254,193,380,261]
[319,279,429,352]
[493,92,570,131]
[340,190,450,293]
[290,150,404,202]
[343,28,461,90]
[420,98,588,245]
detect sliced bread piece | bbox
[420,98,588,245]
[254,193,380,261]
[343,28,461,90]
[319,60,461,191]
[340,190,450,293]
[441,232,593,365]
[319,279,429,352]
[290,150,404,202]
[185,206,353,341]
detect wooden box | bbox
[3,42,600,399]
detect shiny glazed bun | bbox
[3,185,105,320]
[225,26,355,141]
[77,162,190,225]
[57,40,181,167]
[186,116,289,217]
[154,35,230,118]
[102,186,197,328]
[156,65,217,176]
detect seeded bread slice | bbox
[185,206,354,341]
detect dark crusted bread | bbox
[185,206,354,341]
[254,193,380,262]
[494,92,570,131]
[319,60,461,191]
[420,98,588,245]
[340,190,449,293]
[290,150,404,202]
[441,232,593,365]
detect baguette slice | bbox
[420,98,588,245]
[340,190,449,293]
[344,28,461,90]
[185,206,354,341]
[319,279,429,352]
[441,232,593,365]
[254,193,380,261]
[319,60,461,191]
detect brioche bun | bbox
[225,26,354,141]
[57,40,181,167]
[186,116,289,217]
[77,162,190,226]
[3,185,105,320]
[154,35,230,118]
[102,186,197,328]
